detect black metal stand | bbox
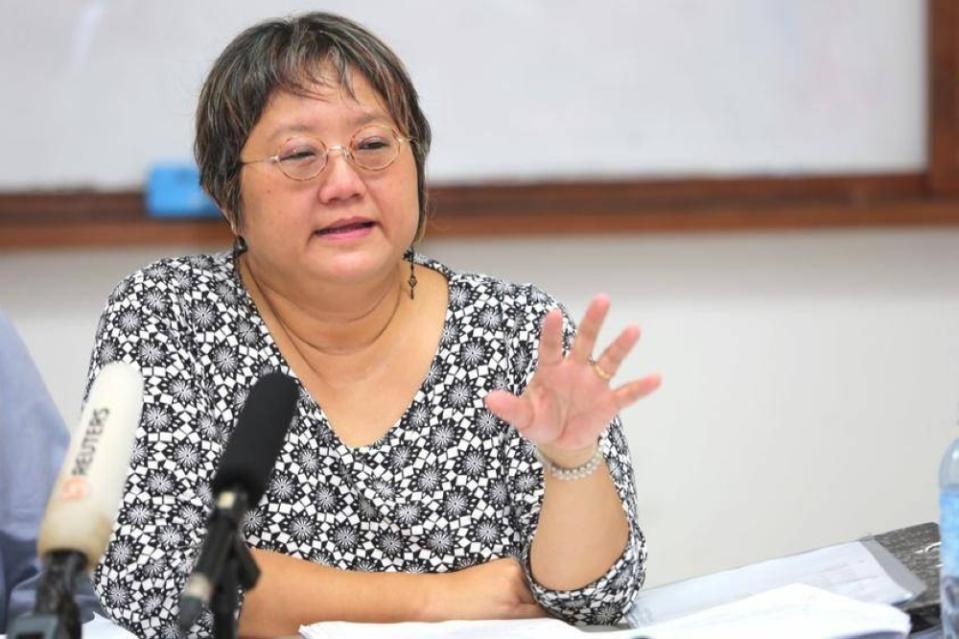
[211,537,260,639]
[8,551,85,639]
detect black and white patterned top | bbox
[87,251,645,638]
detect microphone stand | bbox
[8,551,85,639]
[211,536,259,639]
[180,490,260,639]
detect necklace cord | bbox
[239,256,406,362]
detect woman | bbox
[88,12,660,639]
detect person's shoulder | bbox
[420,255,564,325]
[104,252,234,307]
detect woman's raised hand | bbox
[484,294,660,466]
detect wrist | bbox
[415,571,446,621]
[536,442,599,469]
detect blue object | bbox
[940,438,959,636]
[146,163,220,218]
[0,310,103,631]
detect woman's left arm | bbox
[485,293,660,623]
[530,430,633,590]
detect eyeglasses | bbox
[240,124,412,181]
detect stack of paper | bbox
[300,584,910,639]
[631,584,910,639]
[627,541,917,627]
[302,617,616,639]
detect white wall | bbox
[0,0,951,592]
[0,0,924,189]
[3,228,958,587]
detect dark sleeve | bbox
[86,266,225,638]
[503,285,646,625]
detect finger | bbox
[537,309,565,367]
[595,324,641,379]
[484,390,534,432]
[569,295,610,363]
[613,374,662,410]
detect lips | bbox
[315,217,376,236]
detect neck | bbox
[238,253,407,359]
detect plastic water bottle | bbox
[940,438,959,636]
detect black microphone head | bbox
[211,372,298,503]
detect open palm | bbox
[485,295,661,463]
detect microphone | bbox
[10,362,143,639]
[178,371,298,633]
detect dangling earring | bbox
[232,235,248,256]
[406,248,417,300]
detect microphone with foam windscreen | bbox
[178,371,298,635]
[9,362,143,639]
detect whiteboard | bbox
[0,0,924,190]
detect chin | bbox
[307,247,399,284]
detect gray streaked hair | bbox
[194,12,432,238]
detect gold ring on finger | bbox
[589,358,614,382]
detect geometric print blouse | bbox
[86,251,646,638]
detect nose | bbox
[317,145,364,205]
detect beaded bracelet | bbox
[533,445,604,481]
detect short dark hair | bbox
[194,12,432,239]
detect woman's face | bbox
[237,68,419,292]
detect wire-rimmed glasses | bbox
[241,124,412,181]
